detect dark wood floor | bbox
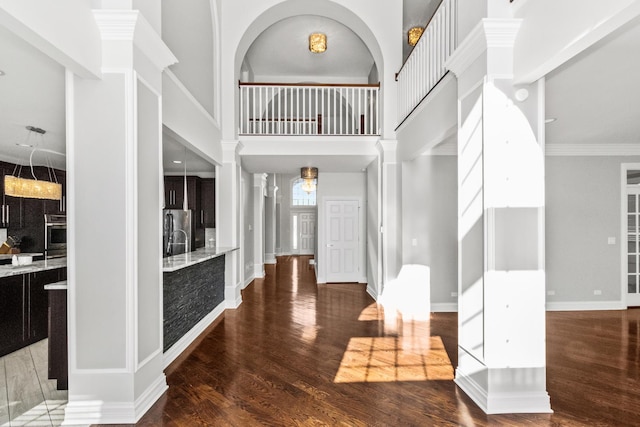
[116,256,640,426]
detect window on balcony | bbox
[292,178,316,206]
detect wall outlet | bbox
[547,290,555,296]
[451,291,458,297]
[594,290,602,295]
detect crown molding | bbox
[545,143,640,156]
[92,10,177,71]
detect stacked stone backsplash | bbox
[163,254,225,352]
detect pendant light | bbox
[300,167,318,194]
[4,126,62,201]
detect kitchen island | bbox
[162,246,237,358]
[0,257,67,357]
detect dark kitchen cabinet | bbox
[0,267,67,357]
[0,275,25,356]
[164,176,199,211]
[201,178,215,228]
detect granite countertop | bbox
[0,256,67,278]
[163,246,238,273]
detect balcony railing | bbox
[396,0,458,126]
[239,83,380,136]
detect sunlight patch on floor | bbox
[334,336,454,383]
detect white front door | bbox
[299,212,316,255]
[325,200,359,283]
[627,184,640,306]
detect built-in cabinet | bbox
[0,267,67,357]
[164,176,215,249]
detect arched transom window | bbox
[292,178,316,206]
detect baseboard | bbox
[62,374,167,426]
[163,302,226,368]
[366,284,378,300]
[133,375,168,422]
[431,302,458,312]
[254,264,264,278]
[265,253,276,264]
[455,368,552,414]
[243,275,254,289]
[546,300,625,311]
[226,293,242,309]
[309,259,315,265]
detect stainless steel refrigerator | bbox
[163,209,193,257]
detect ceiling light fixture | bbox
[5,126,62,200]
[301,167,318,193]
[309,33,327,54]
[173,160,182,164]
[408,26,424,47]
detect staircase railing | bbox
[396,0,458,127]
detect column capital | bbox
[446,18,522,79]
[93,10,177,71]
[221,140,243,163]
[377,139,398,163]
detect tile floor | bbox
[0,340,67,427]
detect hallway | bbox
[126,256,640,426]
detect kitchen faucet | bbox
[167,229,189,256]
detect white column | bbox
[377,140,402,286]
[253,174,267,277]
[264,174,278,264]
[65,8,176,425]
[446,18,551,414]
[219,141,242,308]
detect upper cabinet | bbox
[164,176,200,212]
[200,178,215,228]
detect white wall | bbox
[316,172,367,283]
[402,155,458,309]
[275,174,296,255]
[546,155,640,308]
[162,0,215,116]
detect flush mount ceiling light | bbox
[5,126,62,201]
[301,167,318,193]
[309,33,327,53]
[408,26,424,47]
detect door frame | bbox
[321,197,362,283]
[621,163,640,307]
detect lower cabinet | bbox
[0,267,66,357]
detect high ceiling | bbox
[0,2,638,176]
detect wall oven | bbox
[44,214,67,259]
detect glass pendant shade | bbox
[408,26,424,46]
[309,33,327,53]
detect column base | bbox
[455,364,552,414]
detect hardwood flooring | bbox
[0,339,67,427]
[124,255,640,426]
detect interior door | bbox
[299,212,316,255]
[627,184,640,306]
[325,200,359,283]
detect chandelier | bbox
[300,167,318,193]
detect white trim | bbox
[455,368,552,415]
[242,274,254,289]
[395,73,456,134]
[545,300,625,311]
[431,302,458,312]
[226,292,243,309]
[63,374,167,426]
[254,263,265,278]
[265,254,276,264]
[546,144,640,156]
[162,302,225,369]
[366,284,378,300]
